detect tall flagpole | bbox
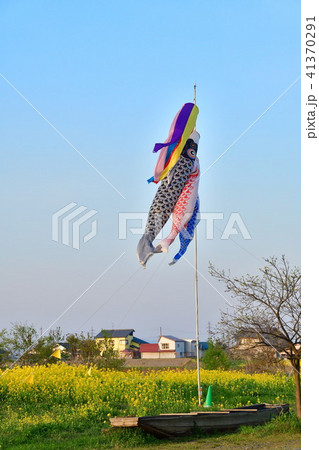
[193,83,201,406]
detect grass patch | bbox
[0,414,300,449]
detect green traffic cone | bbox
[204,385,213,407]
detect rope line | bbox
[116,257,165,328]
[0,252,125,378]
[76,266,142,333]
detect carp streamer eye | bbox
[186,147,197,159]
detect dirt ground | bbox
[124,358,197,369]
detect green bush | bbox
[201,340,231,370]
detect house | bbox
[95,329,147,358]
[234,331,288,359]
[199,341,209,356]
[122,337,148,359]
[95,329,135,354]
[235,335,263,352]
[140,343,162,359]
[140,336,208,359]
[159,336,185,358]
[140,342,183,359]
[183,339,208,357]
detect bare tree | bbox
[209,255,301,418]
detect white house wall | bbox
[141,352,161,359]
[141,352,176,359]
[158,336,185,358]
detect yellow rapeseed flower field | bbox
[0,363,294,420]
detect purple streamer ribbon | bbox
[152,103,194,153]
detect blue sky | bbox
[1,0,300,342]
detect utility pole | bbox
[193,83,202,406]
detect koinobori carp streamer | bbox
[137,103,201,267]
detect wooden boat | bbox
[110,403,289,437]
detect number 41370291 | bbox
[306,17,315,79]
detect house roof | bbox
[199,342,209,350]
[132,337,148,345]
[129,337,148,350]
[95,329,135,339]
[235,329,283,341]
[140,343,159,352]
[160,335,185,342]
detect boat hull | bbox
[110,403,289,438]
[140,404,288,437]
